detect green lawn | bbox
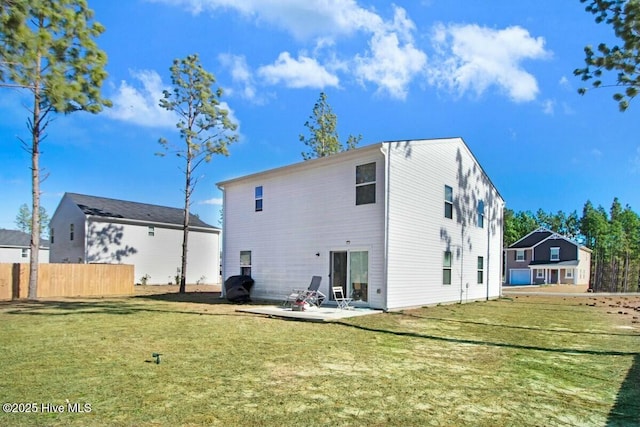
[0,293,638,426]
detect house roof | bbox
[508,228,554,248]
[64,193,219,230]
[0,229,50,248]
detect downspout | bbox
[381,143,390,311]
[217,184,226,299]
[486,202,490,301]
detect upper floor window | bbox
[477,200,484,228]
[550,247,560,261]
[50,228,54,244]
[516,250,525,262]
[255,186,263,212]
[356,162,376,205]
[70,224,74,241]
[444,185,453,219]
[148,226,155,237]
[443,251,452,285]
[21,248,28,258]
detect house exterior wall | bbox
[533,238,578,262]
[49,195,88,263]
[84,219,219,285]
[0,247,49,263]
[221,146,386,308]
[576,247,591,285]
[385,139,503,307]
[50,195,220,285]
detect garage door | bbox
[510,269,531,285]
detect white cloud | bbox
[106,70,177,128]
[427,24,550,102]
[258,52,339,89]
[198,197,223,206]
[149,0,383,40]
[354,7,427,99]
[218,53,260,102]
[542,99,555,115]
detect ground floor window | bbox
[240,251,252,276]
[477,256,484,284]
[536,269,544,279]
[443,251,452,285]
[566,269,573,279]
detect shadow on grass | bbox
[335,321,640,356]
[607,354,640,426]
[393,312,640,337]
[0,292,256,317]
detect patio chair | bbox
[283,276,326,308]
[332,286,353,310]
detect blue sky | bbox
[1,0,637,230]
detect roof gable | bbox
[64,193,218,229]
[0,229,50,248]
[508,227,553,248]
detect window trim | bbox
[477,200,484,228]
[255,186,263,212]
[240,250,252,276]
[355,162,376,205]
[550,247,560,261]
[566,269,573,279]
[444,185,453,219]
[443,251,452,285]
[516,249,525,262]
[536,269,544,279]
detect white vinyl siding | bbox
[385,138,503,308]
[222,147,386,308]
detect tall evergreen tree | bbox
[0,0,111,299]
[300,92,361,160]
[15,203,49,238]
[575,0,640,111]
[158,53,238,294]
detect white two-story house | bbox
[49,193,220,285]
[217,138,504,310]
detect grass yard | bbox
[0,290,638,426]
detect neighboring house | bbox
[0,229,49,263]
[49,193,220,285]
[217,138,504,310]
[504,227,591,286]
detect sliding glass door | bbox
[330,250,368,303]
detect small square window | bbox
[148,226,155,237]
[536,269,544,279]
[21,248,28,258]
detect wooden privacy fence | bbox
[0,263,134,300]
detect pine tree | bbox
[0,0,111,299]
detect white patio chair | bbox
[332,286,353,310]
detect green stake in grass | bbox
[152,353,162,364]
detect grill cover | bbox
[224,275,254,303]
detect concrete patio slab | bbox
[236,305,382,322]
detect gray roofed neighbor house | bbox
[65,193,218,229]
[0,229,50,248]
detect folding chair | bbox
[283,276,326,308]
[332,286,353,310]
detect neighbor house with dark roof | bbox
[49,193,220,285]
[0,229,49,263]
[504,227,591,286]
